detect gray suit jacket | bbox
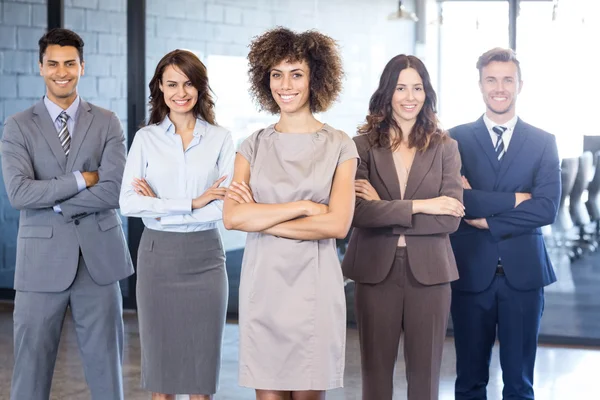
[342,134,463,285]
[1,99,134,292]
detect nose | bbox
[281,74,292,90]
[56,64,67,77]
[406,88,416,101]
[177,85,186,97]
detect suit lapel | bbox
[404,143,437,200]
[496,118,528,184]
[471,116,500,174]
[372,146,401,200]
[32,100,67,171]
[66,100,94,171]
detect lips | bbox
[172,99,190,106]
[54,80,70,87]
[278,93,298,103]
[401,104,417,112]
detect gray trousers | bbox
[11,255,124,400]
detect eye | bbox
[168,83,176,88]
[185,82,193,87]
[396,87,404,91]
[415,87,423,91]
[271,73,281,78]
[293,73,303,78]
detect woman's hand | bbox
[355,179,381,201]
[227,181,256,205]
[413,196,465,217]
[132,178,157,198]
[301,201,329,216]
[192,176,228,209]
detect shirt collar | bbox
[159,115,207,137]
[44,95,80,123]
[483,113,519,132]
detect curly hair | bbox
[247,27,343,114]
[358,54,445,151]
[147,49,216,126]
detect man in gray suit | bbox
[0,28,133,399]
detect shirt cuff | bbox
[73,171,87,192]
[53,204,62,213]
[164,198,193,215]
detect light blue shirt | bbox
[44,95,87,213]
[119,116,235,233]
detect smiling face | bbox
[479,60,522,121]
[269,59,311,115]
[391,67,426,126]
[159,64,198,117]
[39,44,84,106]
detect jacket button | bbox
[74,220,80,226]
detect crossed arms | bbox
[461,135,561,240]
[1,113,127,222]
[222,153,357,240]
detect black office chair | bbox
[569,152,597,254]
[551,157,579,258]
[585,150,600,241]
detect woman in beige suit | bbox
[223,28,358,400]
[341,55,464,400]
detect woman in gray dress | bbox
[119,50,234,400]
[223,28,358,400]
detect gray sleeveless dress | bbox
[237,124,359,390]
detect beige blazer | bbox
[341,134,463,285]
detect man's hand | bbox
[81,171,99,188]
[461,176,472,190]
[464,218,489,230]
[515,192,532,207]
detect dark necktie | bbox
[492,125,507,161]
[58,111,71,156]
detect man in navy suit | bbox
[449,48,560,399]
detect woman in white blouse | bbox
[119,49,234,400]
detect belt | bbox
[496,261,504,275]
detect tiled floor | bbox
[0,304,599,400]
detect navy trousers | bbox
[451,273,544,400]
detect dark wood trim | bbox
[509,0,518,50]
[124,0,147,310]
[47,0,64,30]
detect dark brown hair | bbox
[39,28,84,64]
[358,54,445,151]
[476,47,522,81]
[247,27,343,114]
[147,49,216,125]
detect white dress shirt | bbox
[119,116,234,233]
[44,95,87,213]
[483,113,519,151]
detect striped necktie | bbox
[492,125,507,161]
[58,111,71,156]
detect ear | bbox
[159,80,164,93]
[80,61,85,77]
[39,62,43,76]
[517,79,523,94]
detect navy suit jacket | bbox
[449,116,560,292]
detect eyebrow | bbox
[165,80,189,83]
[46,59,77,63]
[271,68,305,73]
[396,83,423,86]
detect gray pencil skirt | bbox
[136,227,228,395]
